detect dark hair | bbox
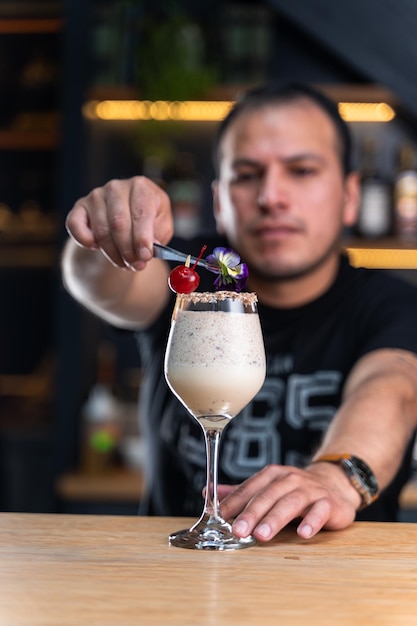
[213,82,353,177]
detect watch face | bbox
[347,456,379,496]
[312,453,379,508]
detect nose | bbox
[257,165,290,211]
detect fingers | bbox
[65,202,98,249]
[88,178,148,269]
[217,484,236,501]
[219,465,356,543]
[65,177,173,270]
[127,177,173,270]
[226,467,308,541]
[296,498,333,539]
[219,465,287,522]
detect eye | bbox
[232,170,260,183]
[290,165,317,177]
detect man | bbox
[63,83,417,541]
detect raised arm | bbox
[62,176,174,329]
[219,348,417,541]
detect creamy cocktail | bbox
[165,307,265,423]
[164,290,266,550]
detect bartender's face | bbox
[213,99,359,281]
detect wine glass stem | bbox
[203,428,223,521]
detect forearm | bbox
[61,239,170,329]
[311,348,417,490]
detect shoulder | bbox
[340,255,417,302]
[339,258,417,356]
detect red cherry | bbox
[167,245,207,294]
[169,265,200,293]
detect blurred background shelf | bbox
[55,468,144,515]
[0,130,60,151]
[0,17,63,34]
[345,239,417,270]
[399,479,417,509]
[56,467,143,503]
[0,245,57,268]
[399,478,417,522]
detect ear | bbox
[343,172,361,227]
[211,180,226,234]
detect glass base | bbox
[169,519,256,551]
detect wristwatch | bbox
[312,453,379,509]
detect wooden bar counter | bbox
[0,514,417,625]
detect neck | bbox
[248,254,341,309]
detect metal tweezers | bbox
[153,243,211,269]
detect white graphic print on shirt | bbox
[160,354,342,488]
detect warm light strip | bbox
[346,247,417,269]
[338,102,395,122]
[82,100,234,122]
[83,99,395,123]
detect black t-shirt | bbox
[136,234,417,521]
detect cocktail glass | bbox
[164,290,266,550]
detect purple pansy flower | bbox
[206,247,248,292]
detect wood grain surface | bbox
[0,514,416,625]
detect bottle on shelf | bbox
[356,137,392,239]
[219,3,273,85]
[393,143,417,242]
[142,154,166,190]
[80,342,122,476]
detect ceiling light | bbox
[83,99,395,123]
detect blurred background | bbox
[2,0,417,516]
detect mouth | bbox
[252,223,302,242]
